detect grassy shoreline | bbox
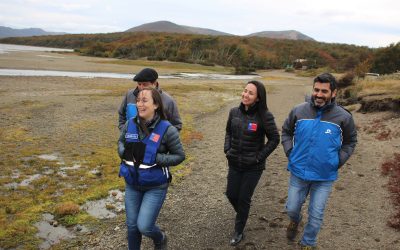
[0,51,248,248]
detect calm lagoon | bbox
[0,43,260,80]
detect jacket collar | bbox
[135,113,160,129]
[308,96,336,112]
[239,102,258,115]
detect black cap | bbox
[133,68,158,82]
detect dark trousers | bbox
[226,167,263,233]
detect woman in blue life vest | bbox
[224,80,280,246]
[118,87,185,250]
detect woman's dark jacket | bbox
[224,103,280,171]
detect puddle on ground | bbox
[4,182,18,189]
[42,167,55,175]
[81,189,125,219]
[60,164,81,170]
[11,170,20,178]
[89,167,102,176]
[36,153,65,165]
[20,174,42,186]
[37,154,60,161]
[35,213,76,249]
[4,173,43,189]
[57,170,68,178]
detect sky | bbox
[1,0,399,48]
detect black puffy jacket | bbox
[224,103,280,171]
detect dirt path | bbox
[67,78,400,250]
[2,50,399,249]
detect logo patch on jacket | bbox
[248,123,258,131]
[125,133,138,139]
[149,133,160,142]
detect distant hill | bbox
[247,30,315,41]
[0,26,66,38]
[1,22,315,41]
[125,20,232,36]
[125,21,314,40]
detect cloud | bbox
[0,0,399,47]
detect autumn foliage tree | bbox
[0,32,377,74]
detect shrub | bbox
[54,201,80,216]
[285,67,295,73]
[381,153,400,230]
[59,214,79,226]
[337,71,355,88]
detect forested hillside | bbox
[0,32,378,74]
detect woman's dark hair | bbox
[247,80,268,111]
[247,80,269,130]
[136,87,166,134]
[137,87,166,119]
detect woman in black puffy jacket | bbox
[224,80,280,246]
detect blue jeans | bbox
[125,184,168,250]
[286,173,333,246]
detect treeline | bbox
[1,32,397,74]
[370,42,400,75]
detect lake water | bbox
[0,69,260,80]
[0,43,74,53]
[0,43,260,80]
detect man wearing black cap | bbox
[118,68,182,131]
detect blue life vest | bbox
[119,118,171,187]
[125,118,171,165]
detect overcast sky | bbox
[1,0,399,48]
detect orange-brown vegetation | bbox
[381,153,400,230]
[54,201,80,216]
[0,32,374,74]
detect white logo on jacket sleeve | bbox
[324,129,332,134]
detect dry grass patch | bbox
[54,202,80,216]
[357,78,400,98]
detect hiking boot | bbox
[286,220,299,241]
[154,231,167,250]
[300,245,316,250]
[229,231,244,246]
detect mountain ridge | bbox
[247,30,315,41]
[0,21,314,41]
[0,26,66,38]
[125,20,232,36]
[125,20,313,40]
